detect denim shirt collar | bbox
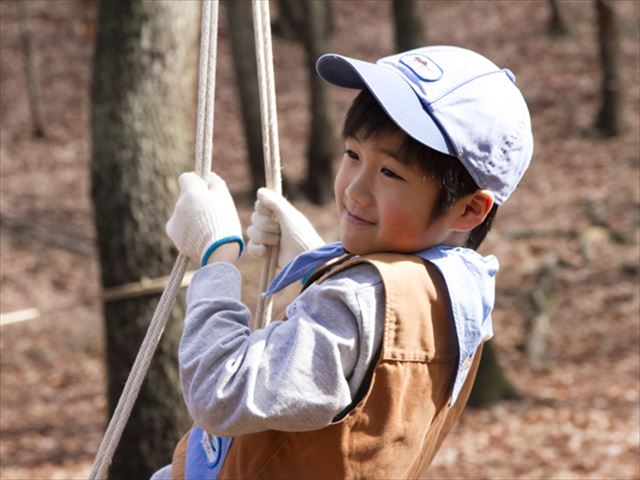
[414,245,497,405]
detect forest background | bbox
[1,0,639,479]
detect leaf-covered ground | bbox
[1,1,638,478]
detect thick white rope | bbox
[196,0,218,178]
[251,0,282,330]
[88,2,219,478]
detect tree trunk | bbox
[225,0,264,193]
[547,0,568,36]
[392,0,426,52]
[17,0,45,138]
[274,0,333,43]
[300,0,336,205]
[525,253,558,369]
[595,0,624,136]
[91,1,197,477]
[467,341,518,407]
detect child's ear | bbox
[451,190,495,232]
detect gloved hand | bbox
[247,188,324,268]
[166,172,243,265]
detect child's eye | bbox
[381,167,404,180]
[344,149,359,160]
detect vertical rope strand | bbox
[252,0,282,330]
[194,0,211,175]
[200,0,219,177]
[88,2,219,478]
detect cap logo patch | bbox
[400,54,443,82]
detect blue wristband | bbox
[200,235,245,267]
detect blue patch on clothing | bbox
[185,427,233,479]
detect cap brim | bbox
[316,54,455,156]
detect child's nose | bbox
[345,171,374,207]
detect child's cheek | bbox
[383,204,409,238]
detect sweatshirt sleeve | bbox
[179,261,384,437]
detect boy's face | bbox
[335,130,459,255]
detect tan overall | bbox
[173,253,484,479]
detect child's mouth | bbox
[345,209,375,226]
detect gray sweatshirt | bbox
[179,261,385,436]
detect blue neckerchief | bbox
[263,242,346,296]
[264,242,498,406]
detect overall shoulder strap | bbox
[310,253,457,362]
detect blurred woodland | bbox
[1,0,639,479]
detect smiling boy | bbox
[336,129,493,255]
[156,45,533,479]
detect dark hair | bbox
[343,89,497,250]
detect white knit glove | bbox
[247,188,324,268]
[166,172,243,264]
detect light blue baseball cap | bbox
[316,45,533,205]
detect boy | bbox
[157,45,532,479]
